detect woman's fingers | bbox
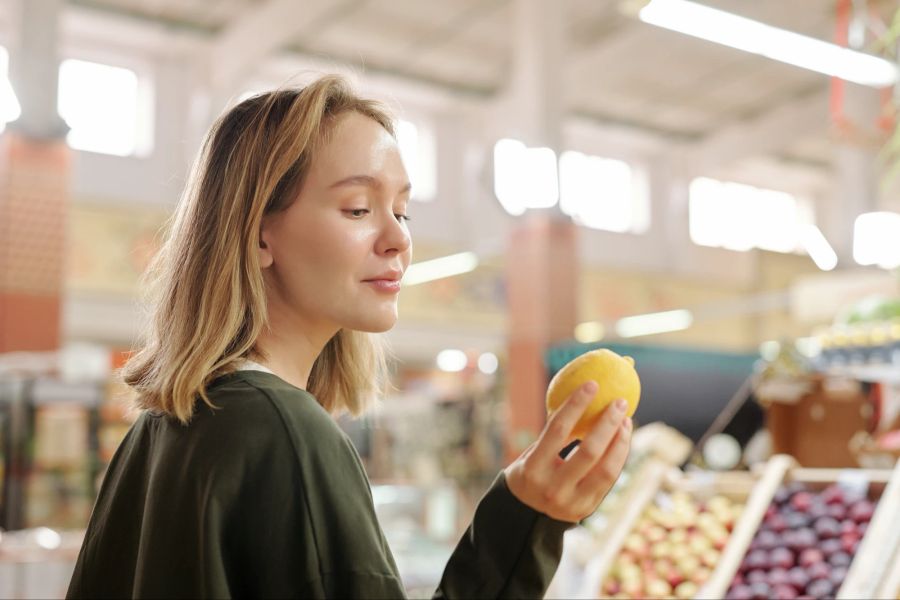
[530,381,597,468]
[576,417,632,504]
[550,398,628,489]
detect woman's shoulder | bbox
[199,369,347,451]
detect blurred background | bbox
[0,0,899,598]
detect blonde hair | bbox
[122,75,394,424]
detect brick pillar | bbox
[0,133,70,352]
[505,214,579,460]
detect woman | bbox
[67,75,632,599]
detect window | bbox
[396,118,436,202]
[58,58,153,157]
[689,177,813,253]
[558,151,650,233]
[0,46,22,133]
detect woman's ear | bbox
[259,223,275,269]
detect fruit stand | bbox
[569,454,900,600]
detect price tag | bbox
[837,469,870,498]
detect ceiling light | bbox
[477,352,499,374]
[436,349,467,372]
[639,0,898,88]
[403,252,479,286]
[493,138,559,215]
[801,225,838,271]
[615,309,693,338]
[853,212,900,269]
[574,321,605,343]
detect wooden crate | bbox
[699,456,900,599]
[583,458,763,599]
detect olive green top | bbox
[66,370,573,599]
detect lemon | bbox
[546,348,640,440]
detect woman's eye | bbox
[395,214,411,223]
[346,209,369,218]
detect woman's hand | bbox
[503,381,632,523]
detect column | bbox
[0,0,70,353]
[503,0,579,460]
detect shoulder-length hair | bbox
[122,75,394,424]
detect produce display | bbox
[546,348,641,440]
[599,487,744,599]
[726,481,878,600]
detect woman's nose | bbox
[375,214,411,256]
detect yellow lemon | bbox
[546,348,640,440]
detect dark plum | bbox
[772,584,799,600]
[813,517,842,539]
[806,577,834,599]
[829,551,852,568]
[799,548,825,568]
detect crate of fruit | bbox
[701,456,900,600]
[587,457,767,599]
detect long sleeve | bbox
[434,473,575,600]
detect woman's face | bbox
[259,111,413,337]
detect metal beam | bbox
[207,0,358,94]
[685,87,830,173]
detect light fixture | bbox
[493,138,559,216]
[477,352,499,374]
[436,349,467,372]
[638,0,898,88]
[615,309,693,338]
[574,321,605,343]
[403,252,479,286]
[801,225,838,271]
[853,212,900,269]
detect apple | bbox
[645,578,672,599]
[675,581,698,599]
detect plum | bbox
[821,484,844,505]
[772,584,799,600]
[770,547,795,570]
[791,492,814,512]
[788,566,810,591]
[839,520,856,536]
[745,549,769,571]
[768,567,791,587]
[848,500,875,523]
[784,512,812,530]
[819,538,842,557]
[790,529,818,553]
[829,551,852,568]
[813,517,841,539]
[805,577,834,599]
[767,513,789,534]
[825,503,846,521]
[799,548,825,568]
[828,565,848,587]
[756,530,780,550]
[806,561,830,582]
[746,569,768,585]
[728,584,754,600]
[749,581,771,600]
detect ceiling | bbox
[66,0,897,171]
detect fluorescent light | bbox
[853,212,900,269]
[802,225,838,271]
[477,352,499,374]
[574,321,605,343]
[436,349,467,372]
[639,0,898,88]
[615,309,693,338]
[493,138,559,215]
[403,252,479,286]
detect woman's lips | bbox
[363,279,401,293]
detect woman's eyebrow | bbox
[329,174,412,194]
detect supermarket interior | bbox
[1,0,900,598]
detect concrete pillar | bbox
[0,0,70,353]
[503,0,579,460]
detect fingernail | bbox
[623,417,633,430]
[583,381,598,395]
[615,398,628,412]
